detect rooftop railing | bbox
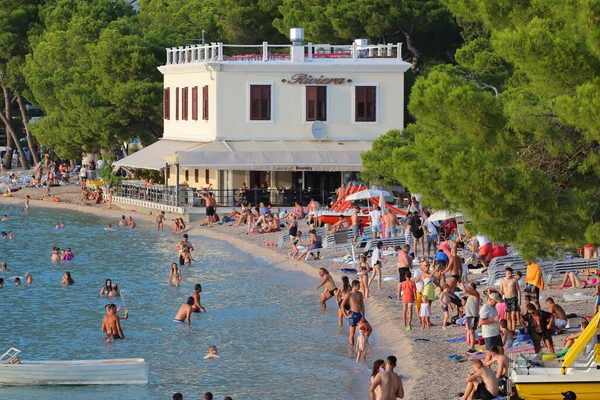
[165,42,403,65]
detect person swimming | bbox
[55,222,65,229]
[14,277,21,286]
[108,284,120,297]
[61,271,74,285]
[100,279,113,295]
[25,273,32,284]
[64,248,74,261]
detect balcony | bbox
[165,42,403,65]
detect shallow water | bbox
[0,206,378,399]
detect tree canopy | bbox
[362,0,600,256]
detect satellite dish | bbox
[311,121,327,141]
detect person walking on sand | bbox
[400,270,416,331]
[340,280,365,346]
[369,355,404,400]
[499,266,521,332]
[444,247,462,292]
[479,292,504,364]
[524,259,545,311]
[173,297,194,324]
[314,268,337,309]
[369,241,384,290]
[200,192,217,227]
[397,244,412,283]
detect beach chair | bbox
[487,259,554,286]
[276,226,326,247]
[553,258,599,276]
[305,230,354,260]
[355,237,406,255]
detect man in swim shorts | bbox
[459,360,499,400]
[397,244,412,283]
[200,192,217,227]
[545,297,568,334]
[174,297,194,324]
[499,267,521,331]
[340,280,365,345]
[314,268,337,309]
[191,284,206,313]
[102,304,124,341]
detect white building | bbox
[115,29,411,207]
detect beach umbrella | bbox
[428,210,463,222]
[346,189,394,202]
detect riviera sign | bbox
[282,74,352,85]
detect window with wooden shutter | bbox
[355,86,377,122]
[306,86,327,121]
[205,169,210,184]
[164,88,170,120]
[182,87,189,120]
[175,87,180,120]
[249,85,271,121]
[184,169,189,182]
[192,86,198,120]
[194,169,199,183]
[202,85,209,120]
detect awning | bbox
[113,139,203,170]
[174,140,370,171]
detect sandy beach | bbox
[2,184,597,399]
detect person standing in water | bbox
[61,271,74,285]
[369,355,404,400]
[340,280,366,346]
[314,268,337,309]
[174,297,194,324]
[128,216,136,229]
[156,211,166,231]
[119,215,127,227]
[168,263,182,286]
[102,304,125,341]
[191,284,206,313]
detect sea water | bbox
[0,206,381,399]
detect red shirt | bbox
[401,280,417,303]
[488,245,508,261]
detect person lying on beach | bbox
[203,345,221,359]
[192,284,206,313]
[557,271,597,289]
[102,304,125,341]
[168,263,182,286]
[356,326,370,362]
[459,360,499,400]
[61,271,74,285]
[314,268,337,309]
[483,346,509,379]
[174,297,194,324]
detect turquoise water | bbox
[0,205,377,399]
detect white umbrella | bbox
[428,210,463,222]
[346,189,394,202]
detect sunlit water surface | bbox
[0,206,386,399]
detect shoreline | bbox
[1,187,420,397]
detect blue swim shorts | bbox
[347,311,363,328]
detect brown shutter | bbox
[182,87,188,120]
[205,169,210,184]
[250,86,259,120]
[175,87,180,120]
[192,86,198,120]
[164,88,170,120]
[194,169,199,183]
[185,169,189,182]
[202,85,209,120]
[367,86,376,121]
[262,85,271,120]
[317,86,327,121]
[306,86,317,121]
[355,86,365,122]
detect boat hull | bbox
[515,382,600,400]
[0,359,149,385]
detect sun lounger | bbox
[467,343,535,361]
[355,237,406,255]
[305,230,355,260]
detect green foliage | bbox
[361,129,412,186]
[23,0,163,159]
[391,0,600,257]
[99,164,122,187]
[135,168,164,184]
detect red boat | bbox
[310,183,407,225]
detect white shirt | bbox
[369,210,382,225]
[475,235,491,246]
[423,219,437,235]
[480,303,500,338]
[371,247,381,267]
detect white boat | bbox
[0,348,149,385]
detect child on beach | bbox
[203,345,221,359]
[24,195,30,211]
[440,285,451,329]
[499,319,515,349]
[156,211,165,231]
[355,326,371,362]
[400,271,416,331]
[420,295,431,328]
[289,231,303,258]
[515,270,525,287]
[181,248,193,267]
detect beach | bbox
[2,185,597,399]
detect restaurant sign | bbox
[295,166,314,171]
[282,74,351,85]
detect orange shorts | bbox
[479,243,492,257]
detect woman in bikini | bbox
[168,263,182,286]
[100,279,112,295]
[337,276,352,326]
[358,254,371,299]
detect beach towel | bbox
[466,341,535,360]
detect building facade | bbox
[115,31,411,206]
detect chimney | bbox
[290,28,305,63]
